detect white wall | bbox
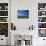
[11,0,46,46]
[11,0,46,30]
[11,0,38,30]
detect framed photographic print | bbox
[38,29,46,37]
[0,23,8,37]
[17,10,29,18]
